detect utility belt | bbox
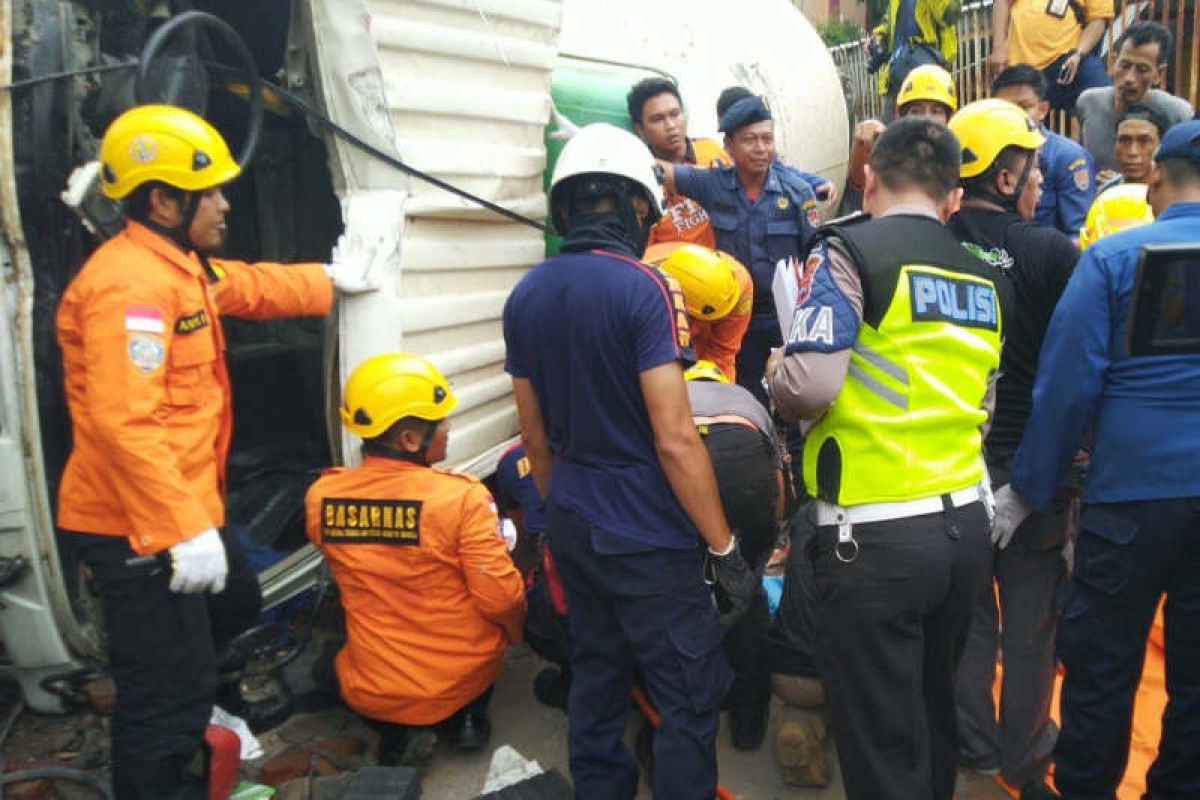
[693,414,759,436]
[813,479,995,563]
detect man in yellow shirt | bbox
[991,0,1113,112]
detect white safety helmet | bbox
[548,123,664,236]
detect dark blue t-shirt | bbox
[495,442,546,536]
[503,249,698,552]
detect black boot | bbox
[728,703,768,751]
[446,709,491,751]
[376,725,437,767]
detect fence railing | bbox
[829,0,1198,137]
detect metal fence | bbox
[829,0,1198,136]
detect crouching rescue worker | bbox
[55,104,372,799]
[307,354,526,763]
[766,117,1000,800]
[685,361,784,750]
[644,242,753,381]
[503,123,757,799]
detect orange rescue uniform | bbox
[688,258,754,381]
[306,456,527,726]
[56,221,332,554]
[647,138,730,249]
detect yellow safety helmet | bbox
[897,65,958,114]
[949,99,1045,179]
[1079,183,1154,250]
[643,243,741,321]
[339,353,457,440]
[98,104,240,199]
[684,360,730,383]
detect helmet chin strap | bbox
[143,190,201,251]
[615,190,653,255]
[965,151,1035,215]
[362,421,440,466]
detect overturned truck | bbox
[0,0,847,711]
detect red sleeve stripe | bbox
[595,250,683,358]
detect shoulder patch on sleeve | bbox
[125,306,165,334]
[783,243,858,354]
[127,334,165,373]
[1072,165,1092,193]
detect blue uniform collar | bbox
[1157,202,1200,221]
[719,161,783,194]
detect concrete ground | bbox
[421,644,1012,800]
[0,641,1013,799]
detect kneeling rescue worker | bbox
[56,104,373,799]
[307,354,526,764]
[767,117,1001,800]
[503,122,759,799]
[644,242,753,381]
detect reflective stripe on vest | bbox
[803,263,1002,506]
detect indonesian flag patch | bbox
[125,306,165,334]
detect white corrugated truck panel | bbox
[558,0,849,192]
[371,0,560,469]
[313,0,561,472]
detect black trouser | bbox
[701,424,776,713]
[766,509,821,679]
[955,500,1067,786]
[64,529,260,800]
[1054,498,1200,799]
[812,502,992,800]
[547,503,731,800]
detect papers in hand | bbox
[772,255,804,344]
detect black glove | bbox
[709,535,761,629]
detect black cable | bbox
[0,61,138,92]
[0,767,112,798]
[261,79,547,232]
[0,59,549,231]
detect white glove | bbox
[547,103,580,143]
[326,233,385,295]
[61,161,102,213]
[991,484,1034,550]
[499,518,519,552]
[168,528,228,594]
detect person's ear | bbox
[396,427,423,454]
[938,187,964,223]
[862,165,880,215]
[1154,63,1167,88]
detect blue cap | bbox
[1154,120,1200,163]
[718,96,771,134]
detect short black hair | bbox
[716,86,754,120]
[121,180,184,222]
[991,64,1047,101]
[1118,103,1171,137]
[1158,157,1200,188]
[869,117,960,201]
[1113,20,1173,65]
[626,78,681,125]
[961,146,1033,196]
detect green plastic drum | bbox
[543,62,672,255]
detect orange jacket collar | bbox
[361,454,433,472]
[124,220,204,279]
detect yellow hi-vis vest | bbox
[802,214,1003,507]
